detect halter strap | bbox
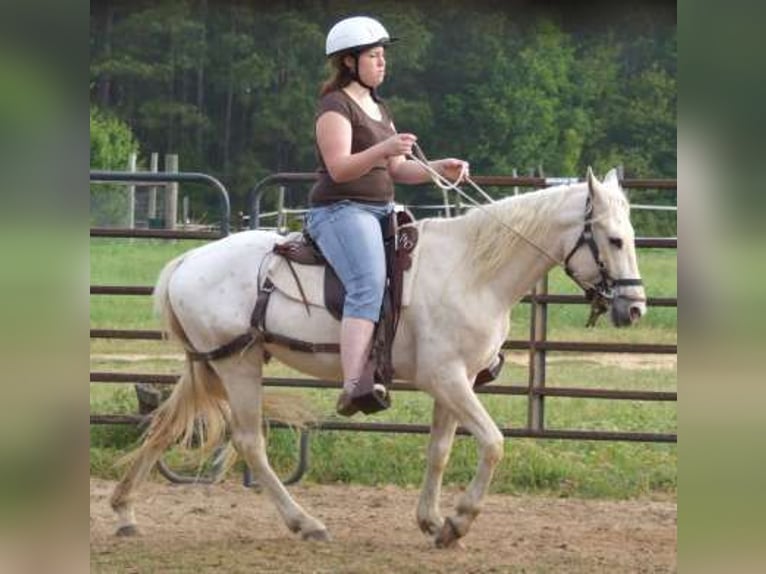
[560,196,645,326]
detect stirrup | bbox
[336,383,390,417]
[353,383,390,415]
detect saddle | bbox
[251,209,504,415]
[270,210,418,325]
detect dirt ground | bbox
[91,478,676,573]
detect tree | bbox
[90,106,140,226]
[89,0,677,217]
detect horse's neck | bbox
[456,185,587,308]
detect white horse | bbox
[111,168,646,547]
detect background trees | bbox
[89,106,140,226]
[90,0,676,222]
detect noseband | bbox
[563,197,644,326]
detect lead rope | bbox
[406,142,566,267]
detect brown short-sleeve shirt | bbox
[309,90,396,206]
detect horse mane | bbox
[459,183,580,282]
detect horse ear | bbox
[603,168,619,187]
[586,166,599,200]
[586,166,610,210]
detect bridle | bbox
[407,144,645,326]
[563,196,645,326]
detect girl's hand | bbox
[382,133,418,157]
[435,158,470,182]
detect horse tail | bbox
[118,254,233,474]
[120,253,316,474]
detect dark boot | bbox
[336,361,390,416]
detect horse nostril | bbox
[629,305,642,322]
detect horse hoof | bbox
[418,518,443,536]
[302,529,331,542]
[434,518,460,548]
[116,525,138,537]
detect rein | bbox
[408,144,644,326]
[408,144,563,266]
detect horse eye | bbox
[609,237,623,249]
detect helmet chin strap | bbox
[350,53,381,102]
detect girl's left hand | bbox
[436,158,470,182]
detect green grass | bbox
[90,238,206,329]
[90,237,676,499]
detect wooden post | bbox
[442,188,451,218]
[164,153,178,230]
[148,152,158,220]
[182,195,189,227]
[512,167,519,196]
[527,273,548,433]
[276,185,286,232]
[127,152,137,229]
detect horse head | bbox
[563,167,647,327]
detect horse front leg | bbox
[417,400,458,536]
[212,353,329,542]
[428,374,505,548]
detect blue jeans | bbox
[306,200,394,322]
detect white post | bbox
[148,152,158,220]
[512,167,519,196]
[442,188,451,218]
[127,152,137,229]
[276,185,286,232]
[182,195,189,227]
[164,153,178,230]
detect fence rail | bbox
[247,172,677,230]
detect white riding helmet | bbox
[325,16,396,57]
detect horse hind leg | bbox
[110,359,223,536]
[210,350,330,542]
[110,433,172,537]
[417,400,458,536]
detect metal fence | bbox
[246,172,677,232]
[90,170,677,483]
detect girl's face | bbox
[347,46,386,87]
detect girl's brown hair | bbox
[319,53,354,96]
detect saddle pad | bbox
[265,224,425,312]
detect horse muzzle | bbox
[610,295,646,327]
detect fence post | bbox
[276,185,286,232]
[127,152,137,229]
[164,154,178,230]
[527,273,548,432]
[512,167,519,196]
[182,195,190,226]
[148,152,159,220]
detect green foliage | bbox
[90,106,139,170]
[90,106,140,226]
[90,1,676,213]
